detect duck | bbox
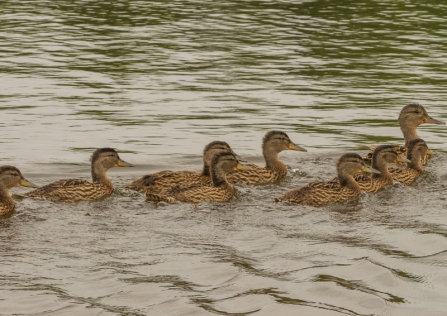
[274,153,380,207]
[123,141,243,194]
[343,145,410,193]
[226,130,307,185]
[0,166,38,216]
[363,103,444,164]
[389,138,428,185]
[146,151,250,203]
[23,148,134,202]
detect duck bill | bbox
[424,115,445,125]
[288,143,307,152]
[397,156,411,163]
[427,149,434,156]
[362,165,381,175]
[236,163,252,171]
[20,179,39,188]
[117,159,135,167]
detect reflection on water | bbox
[1,0,447,315]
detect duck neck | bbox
[264,151,287,177]
[371,159,393,182]
[338,172,361,195]
[201,164,210,177]
[408,154,424,172]
[211,166,232,190]
[0,185,13,207]
[400,124,419,147]
[91,163,113,187]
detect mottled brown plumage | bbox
[23,148,134,202]
[226,130,306,185]
[363,103,444,164]
[0,166,38,215]
[275,153,379,207]
[146,151,249,203]
[389,138,427,185]
[123,141,242,194]
[346,145,410,193]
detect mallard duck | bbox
[226,130,306,185]
[123,141,243,194]
[344,145,410,193]
[23,148,134,202]
[146,151,250,203]
[389,138,428,185]
[364,103,444,163]
[0,166,38,216]
[274,153,380,207]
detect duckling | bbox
[0,166,38,216]
[389,138,428,185]
[23,148,134,202]
[364,103,444,163]
[226,130,306,185]
[123,141,243,194]
[146,151,250,203]
[347,145,410,193]
[274,153,380,207]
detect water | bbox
[1,0,447,315]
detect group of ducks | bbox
[0,103,444,216]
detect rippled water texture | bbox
[1,1,447,315]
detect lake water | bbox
[1,1,447,315]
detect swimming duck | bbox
[389,138,428,185]
[345,145,410,193]
[364,103,444,163]
[23,148,134,202]
[226,130,306,185]
[0,166,38,216]
[123,141,243,194]
[274,153,379,207]
[146,151,250,203]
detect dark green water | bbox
[1,1,447,315]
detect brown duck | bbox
[364,103,444,164]
[274,153,380,207]
[347,145,410,193]
[123,141,243,194]
[389,138,428,185]
[0,166,38,216]
[146,151,250,203]
[23,148,134,202]
[226,130,306,185]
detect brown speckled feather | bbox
[363,146,429,166]
[352,174,393,193]
[389,167,423,185]
[146,151,242,204]
[0,165,37,215]
[147,182,234,203]
[226,130,306,185]
[124,141,244,194]
[123,171,210,194]
[275,153,373,207]
[387,138,427,185]
[363,103,444,165]
[226,164,283,185]
[24,179,113,202]
[0,198,15,216]
[23,148,133,203]
[276,181,360,207]
[329,167,393,193]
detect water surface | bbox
[1,1,447,315]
